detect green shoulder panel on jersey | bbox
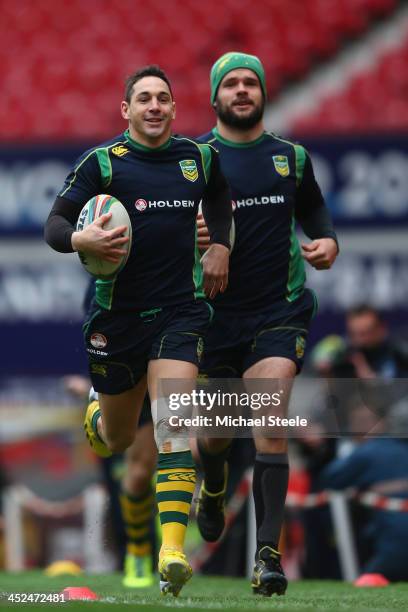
[95,148,113,188]
[95,278,116,310]
[60,141,126,197]
[286,216,306,302]
[193,227,205,300]
[293,144,307,186]
[197,143,214,183]
[171,136,208,298]
[265,133,307,301]
[171,136,216,183]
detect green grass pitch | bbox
[1,571,407,611]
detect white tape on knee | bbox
[151,399,190,453]
[89,387,99,402]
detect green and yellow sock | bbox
[119,487,154,557]
[156,451,196,554]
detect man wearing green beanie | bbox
[196,52,339,596]
[210,52,267,105]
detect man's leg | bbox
[121,419,157,588]
[243,356,295,597]
[148,358,198,597]
[85,377,147,456]
[196,436,232,541]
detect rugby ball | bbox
[76,194,132,279]
[198,202,235,252]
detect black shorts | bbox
[138,394,153,427]
[200,288,317,377]
[84,300,213,394]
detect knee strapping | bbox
[151,399,190,453]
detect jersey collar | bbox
[124,129,172,152]
[211,127,265,148]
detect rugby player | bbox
[45,65,232,597]
[67,279,157,589]
[195,52,338,596]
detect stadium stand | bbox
[0,0,399,139]
[292,33,408,133]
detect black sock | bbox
[197,439,232,494]
[253,453,289,554]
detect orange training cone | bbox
[354,573,390,587]
[61,587,99,600]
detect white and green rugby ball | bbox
[76,194,132,279]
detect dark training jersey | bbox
[46,130,231,312]
[198,128,337,312]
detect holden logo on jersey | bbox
[179,160,198,182]
[112,145,129,157]
[90,333,107,349]
[135,198,148,212]
[273,155,290,177]
[231,200,236,211]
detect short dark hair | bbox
[346,304,384,322]
[124,65,173,102]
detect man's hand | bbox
[71,212,129,263]
[197,213,211,252]
[201,243,229,299]
[301,238,338,270]
[349,351,376,379]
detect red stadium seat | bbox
[291,30,408,134]
[0,0,401,139]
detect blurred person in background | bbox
[45,64,232,597]
[195,52,338,597]
[320,403,408,583]
[333,305,408,379]
[299,311,408,580]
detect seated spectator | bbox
[320,404,408,582]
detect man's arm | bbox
[295,152,339,270]
[319,447,368,490]
[44,196,83,253]
[44,151,128,262]
[201,148,232,249]
[200,147,232,298]
[44,196,128,263]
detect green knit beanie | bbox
[210,52,267,104]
